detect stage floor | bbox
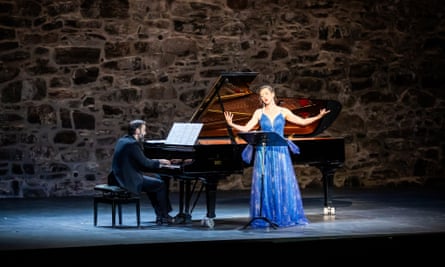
[1,186,444,264]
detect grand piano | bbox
[144,71,344,227]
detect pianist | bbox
[110,119,175,225]
[224,85,330,228]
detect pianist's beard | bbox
[137,132,145,142]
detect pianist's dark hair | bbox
[128,119,146,135]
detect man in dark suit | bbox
[111,119,174,225]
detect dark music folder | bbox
[237,131,288,147]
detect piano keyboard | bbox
[160,164,181,170]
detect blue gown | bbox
[249,111,309,228]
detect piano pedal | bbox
[201,217,215,229]
[323,206,336,216]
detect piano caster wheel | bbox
[323,207,335,216]
[201,217,215,229]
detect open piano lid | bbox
[190,71,342,139]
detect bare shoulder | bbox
[280,107,292,115]
[252,108,262,120]
[253,108,262,115]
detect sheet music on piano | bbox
[165,122,203,146]
[156,122,203,170]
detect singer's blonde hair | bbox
[257,85,277,105]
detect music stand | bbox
[238,131,288,229]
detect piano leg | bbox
[200,178,218,229]
[174,176,209,224]
[174,178,193,224]
[205,179,217,218]
[313,163,340,216]
[173,176,219,228]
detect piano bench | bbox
[93,184,141,228]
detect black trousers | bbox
[141,174,172,218]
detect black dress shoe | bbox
[156,215,174,225]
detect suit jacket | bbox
[111,135,160,194]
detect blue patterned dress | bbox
[249,111,309,228]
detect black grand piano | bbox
[144,71,344,227]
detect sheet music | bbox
[165,122,203,146]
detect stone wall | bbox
[0,0,444,197]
